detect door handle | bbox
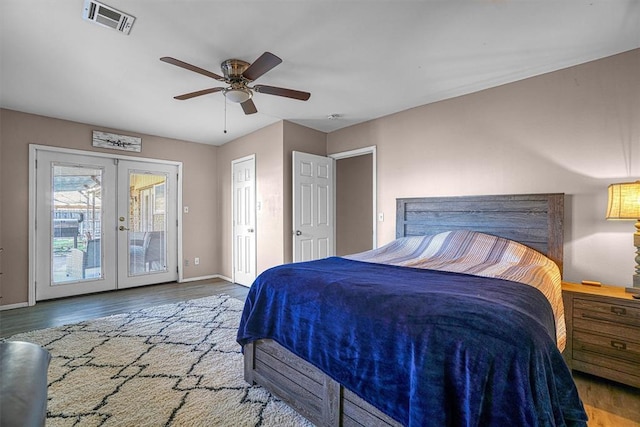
[119,225,129,231]
[295,230,302,236]
[248,228,254,233]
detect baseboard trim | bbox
[179,274,233,284]
[0,301,30,311]
[216,274,233,283]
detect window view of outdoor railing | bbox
[52,164,103,284]
[51,165,168,283]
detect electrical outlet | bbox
[194,257,200,265]
[184,259,189,266]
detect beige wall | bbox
[215,120,326,281]
[0,116,3,303]
[215,121,325,279]
[2,48,638,306]
[327,49,640,286]
[336,154,373,256]
[282,121,327,263]
[217,121,285,280]
[0,109,219,306]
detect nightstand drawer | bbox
[573,348,640,377]
[573,317,640,343]
[573,330,640,364]
[574,298,640,327]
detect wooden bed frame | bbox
[243,193,564,427]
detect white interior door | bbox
[117,160,178,288]
[232,156,256,287]
[293,151,335,262]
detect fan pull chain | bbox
[223,97,228,134]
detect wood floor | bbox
[0,279,250,338]
[1,280,638,426]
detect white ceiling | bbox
[1,1,639,146]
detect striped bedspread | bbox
[346,230,566,351]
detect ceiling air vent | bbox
[82,0,135,35]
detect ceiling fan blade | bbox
[174,87,224,100]
[242,52,282,81]
[241,98,258,115]
[253,85,311,101]
[160,57,226,82]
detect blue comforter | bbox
[237,257,587,426]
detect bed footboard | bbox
[244,339,402,427]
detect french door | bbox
[33,148,178,301]
[116,160,178,289]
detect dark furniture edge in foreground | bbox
[244,193,565,426]
[0,341,51,427]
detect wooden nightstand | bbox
[562,282,640,388]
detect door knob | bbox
[119,225,129,231]
[248,228,254,233]
[295,230,302,236]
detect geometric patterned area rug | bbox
[6,295,314,427]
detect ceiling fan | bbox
[160,52,310,115]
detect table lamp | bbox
[606,180,640,293]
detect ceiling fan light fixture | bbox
[162,52,310,116]
[224,88,252,103]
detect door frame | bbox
[231,154,257,286]
[328,145,377,250]
[28,144,184,306]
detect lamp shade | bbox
[606,181,640,219]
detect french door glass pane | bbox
[128,172,167,275]
[52,164,103,284]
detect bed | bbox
[237,193,587,426]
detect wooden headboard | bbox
[396,193,564,273]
